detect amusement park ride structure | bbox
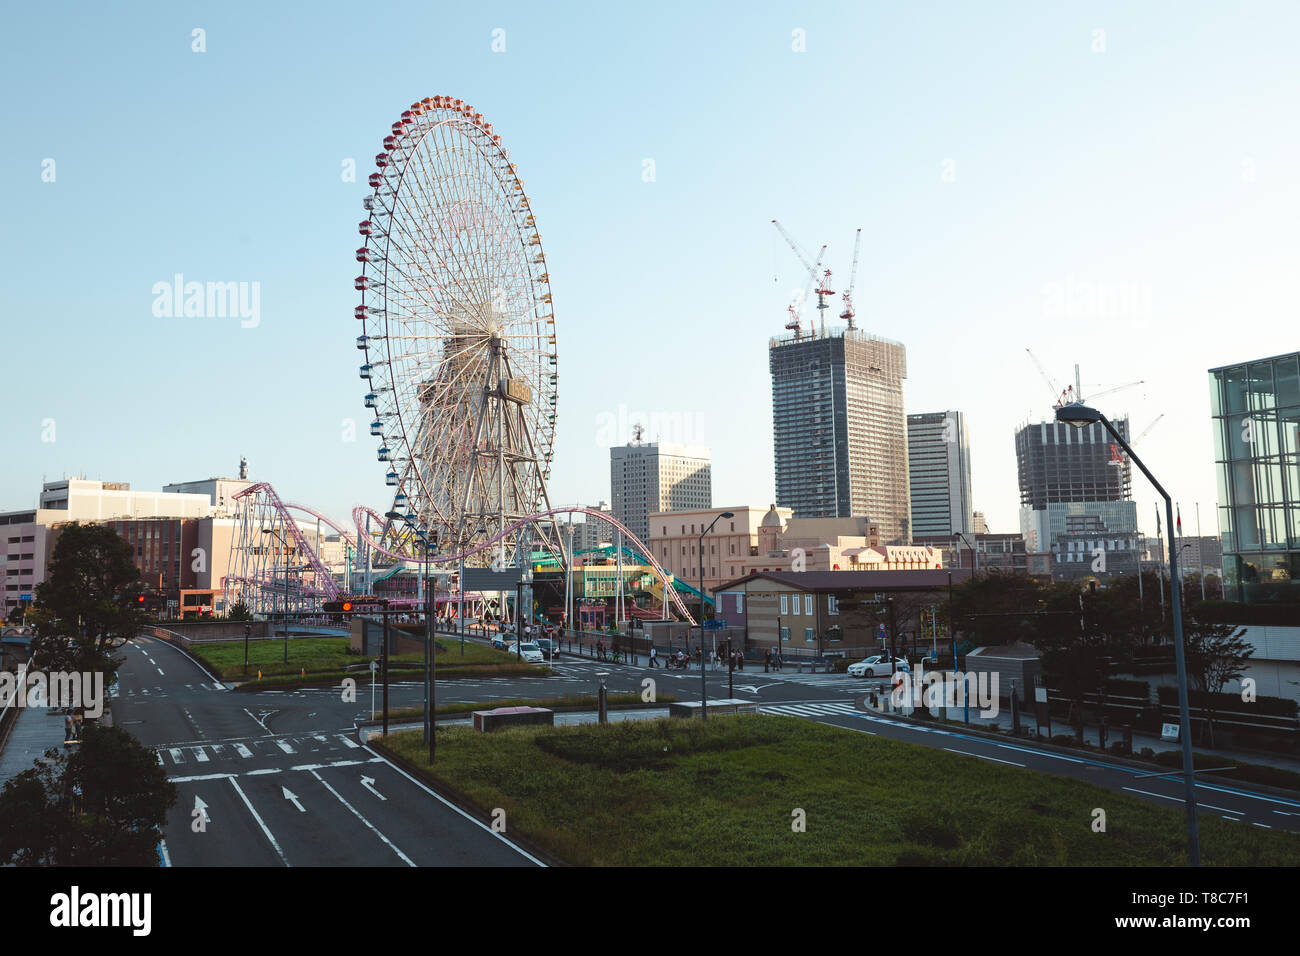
[224,95,696,626]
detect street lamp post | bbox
[1057,402,1200,866]
[699,511,735,720]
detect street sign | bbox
[702,619,725,630]
[1161,722,1180,741]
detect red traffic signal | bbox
[341,601,353,613]
[137,595,146,603]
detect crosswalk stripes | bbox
[119,683,227,698]
[154,733,361,767]
[760,702,860,718]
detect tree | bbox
[1184,621,1253,747]
[31,522,144,681]
[0,724,177,866]
[227,600,253,622]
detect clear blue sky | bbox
[3,1,1298,542]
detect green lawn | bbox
[377,715,1300,866]
[182,636,547,686]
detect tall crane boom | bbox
[839,228,862,328]
[1026,348,1070,405]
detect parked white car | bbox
[847,655,904,678]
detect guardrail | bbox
[0,662,31,748]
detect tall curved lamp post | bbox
[699,511,735,720]
[1057,402,1200,866]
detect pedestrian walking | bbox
[764,648,771,672]
[649,646,658,668]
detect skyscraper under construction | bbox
[768,327,911,542]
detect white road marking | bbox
[192,748,210,763]
[283,787,306,812]
[234,743,253,759]
[942,747,1025,767]
[309,769,413,866]
[363,745,546,867]
[168,749,184,764]
[338,734,360,749]
[247,768,282,776]
[1123,787,1180,802]
[228,777,290,866]
[276,740,295,755]
[1253,822,1272,829]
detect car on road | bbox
[508,642,545,664]
[491,634,509,650]
[535,637,559,659]
[847,655,905,678]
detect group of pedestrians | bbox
[763,648,784,672]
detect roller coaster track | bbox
[228,483,698,625]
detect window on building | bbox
[780,625,790,643]
[779,594,788,615]
[736,594,744,613]
[805,627,815,644]
[828,594,839,615]
[804,594,813,615]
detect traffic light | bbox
[137,595,146,604]
[342,601,353,613]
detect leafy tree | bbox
[31,522,144,681]
[227,600,253,621]
[1183,621,1253,746]
[0,724,176,866]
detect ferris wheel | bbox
[355,95,560,565]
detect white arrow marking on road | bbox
[194,795,210,823]
[282,787,306,812]
[361,775,387,801]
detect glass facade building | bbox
[1210,352,1300,603]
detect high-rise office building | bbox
[1210,351,1300,603]
[907,411,972,537]
[769,328,911,540]
[1015,417,1139,569]
[609,441,711,544]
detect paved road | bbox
[112,631,1300,865]
[114,635,540,866]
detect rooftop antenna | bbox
[239,456,248,480]
[632,423,644,444]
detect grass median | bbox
[376,714,1300,866]
[179,636,549,688]
[382,692,676,721]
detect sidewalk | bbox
[884,698,1300,774]
[0,704,69,786]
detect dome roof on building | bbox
[761,504,783,528]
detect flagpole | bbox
[1155,503,1165,623]
[1196,502,1206,601]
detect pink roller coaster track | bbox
[230,483,696,624]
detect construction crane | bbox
[1026,351,1144,407]
[1025,348,1072,407]
[773,219,827,338]
[1108,413,1164,466]
[1079,378,1145,403]
[839,228,862,329]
